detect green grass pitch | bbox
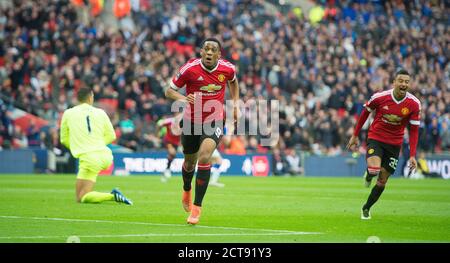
[0,174,449,243]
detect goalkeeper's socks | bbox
[194,163,211,206]
[81,191,114,203]
[363,184,385,210]
[182,162,195,191]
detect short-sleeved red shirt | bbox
[364,89,421,146]
[170,58,236,124]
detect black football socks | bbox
[363,184,385,210]
[182,163,195,191]
[194,163,211,206]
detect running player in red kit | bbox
[165,38,239,224]
[347,69,420,220]
[157,113,182,183]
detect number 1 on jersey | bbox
[86,116,92,133]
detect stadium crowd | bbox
[0,0,449,175]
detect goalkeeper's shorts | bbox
[77,150,113,182]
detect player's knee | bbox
[168,147,176,156]
[367,166,381,177]
[376,177,387,187]
[183,161,196,172]
[197,154,210,165]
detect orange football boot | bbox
[182,190,192,212]
[187,205,201,225]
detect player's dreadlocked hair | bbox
[201,37,222,50]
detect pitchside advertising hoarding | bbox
[100,152,272,177]
[428,157,450,179]
[304,154,450,178]
[11,149,448,178]
[401,155,450,179]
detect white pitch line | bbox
[0,215,322,235]
[0,232,315,240]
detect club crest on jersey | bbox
[401,107,410,115]
[368,149,375,154]
[200,84,222,92]
[218,74,226,82]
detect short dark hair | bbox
[395,69,410,77]
[77,87,93,102]
[201,37,222,50]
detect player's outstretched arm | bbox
[346,108,370,151]
[228,78,239,102]
[408,124,419,170]
[228,78,240,122]
[409,157,417,171]
[408,100,420,171]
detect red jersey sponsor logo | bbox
[381,113,403,125]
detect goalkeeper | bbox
[60,87,132,205]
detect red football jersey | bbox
[364,89,421,146]
[170,58,236,124]
[161,117,181,146]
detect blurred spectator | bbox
[285,149,303,176]
[26,121,41,147]
[224,135,246,155]
[0,99,13,149]
[415,152,442,178]
[12,126,28,148]
[272,147,288,176]
[40,127,58,173]
[441,122,450,151]
[427,117,441,153]
[0,0,447,157]
[247,136,269,154]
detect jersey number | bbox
[86,116,92,133]
[215,127,222,138]
[389,157,398,170]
